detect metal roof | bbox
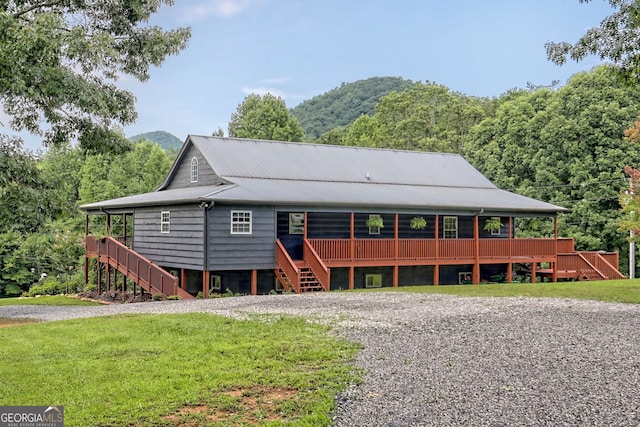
[81,135,567,215]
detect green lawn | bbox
[366,279,640,304]
[0,313,360,426]
[0,295,100,306]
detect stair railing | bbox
[275,239,300,292]
[304,239,330,291]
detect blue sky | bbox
[22,0,616,149]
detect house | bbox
[79,135,625,298]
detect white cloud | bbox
[180,0,262,22]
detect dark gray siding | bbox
[133,205,205,269]
[165,144,219,189]
[208,205,276,270]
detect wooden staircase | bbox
[275,263,325,293]
[86,236,194,299]
[275,239,330,293]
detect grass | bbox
[364,278,640,304]
[0,313,360,426]
[0,295,101,306]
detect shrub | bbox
[151,293,165,301]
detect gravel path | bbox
[2,292,640,426]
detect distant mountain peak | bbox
[129,131,183,151]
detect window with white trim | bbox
[190,157,199,183]
[443,216,458,239]
[161,211,170,233]
[231,210,252,234]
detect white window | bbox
[231,210,252,234]
[365,274,382,288]
[443,216,458,239]
[210,275,222,292]
[161,211,170,233]
[289,213,304,234]
[190,157,198,183]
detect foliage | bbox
[228,93,304,141]
[465,66,640,255]
[619,117,640,240]
[341,82,489,153]
[0,1,190,151]
[410,216,427,230]
[483,218,503,231]
[79,140,173,204]
[291,76,415,139]
[546,0,640,86]
[366,215,384,229]
[0,313,360,426]
[0,136,52,233]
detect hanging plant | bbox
[366,214,384,229]
[483,217,503,232]
[410,216,427,230]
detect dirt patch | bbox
[76,290,153,304]
[164,386,300,426]
[0,317,39,327]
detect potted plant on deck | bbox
[410,216,427,230]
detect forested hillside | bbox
[290,76,414,139]
[129,131,183,152]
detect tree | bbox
[465,66,640,259]
[0,1,190,151]
[0,135,52,233]
[341,83,488,153]
[546,0,640,86]
[228,94,304,141]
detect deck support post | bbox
[203,271,210,298]
[393,214,399,287]
[531,263,537,284]
[433,264,440,286]
[348,266,354,290]
[251,270,258,295]
[473,215,480,284]
[507,263,513,283]
[180,268,187,290]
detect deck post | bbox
[348,266,354,290]
[202,271,210,298]
[531,262,537,283]
[473,215,480,284]
[97,262,102,294]
[350,212,355,262]
[393,214,399,287]
[507,263,513,283]
[434,215,439,286]
[180,268,187,290]
[251,270,258,295]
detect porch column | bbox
[434,214,439,286]
[473,215,480,284]
[531,263,537,284]
[552,217,559,283]
[251,270,258,295]
[105,213,111,236]
[203,271,210,298]
[180,268,187,290]
[393,214,399,287]
[350,212,355,262]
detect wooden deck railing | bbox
[303,239,330,291]
[86,236,192,299]
[275,239,300,292]
[309,237,561,262]
[580,252,626,280]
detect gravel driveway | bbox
[2,292,640,426]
